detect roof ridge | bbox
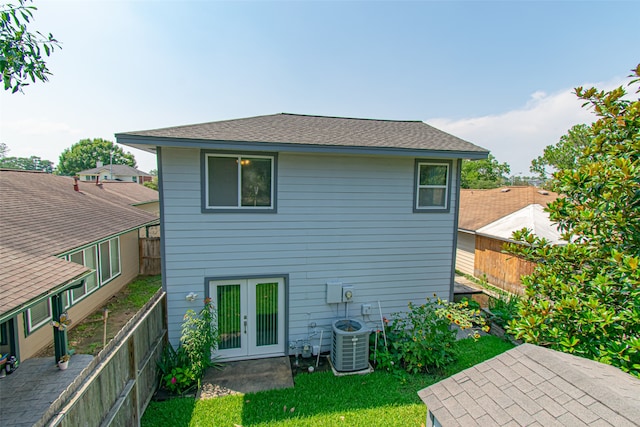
[278,112,422,123]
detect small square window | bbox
[415,160,451,212]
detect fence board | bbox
[44,290,167,427]
[139,238,161,275]
[474,235,534,295]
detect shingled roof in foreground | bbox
[116,113,488,157]
[418,343,640,427]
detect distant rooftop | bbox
[77,163,151,176]
[458,186,559,232]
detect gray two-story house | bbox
[116,113,487,361]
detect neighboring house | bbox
[116,113,488,361]
[77,163,152,184]
[418,343,640,427]
[456,187,559,294]
[0,170,159,362]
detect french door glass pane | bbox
[217,285,241,350]
[255,282,278,346]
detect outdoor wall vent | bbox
[331,319,370,372]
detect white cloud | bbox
[428,78,626,176]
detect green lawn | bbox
[142,336,513,427]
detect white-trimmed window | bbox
[99,237,121,284]
[415,161,450,211]
[26,299,51,333]
[205,153,275,210]
[69,246,99,303]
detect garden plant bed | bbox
[35,275,161,357]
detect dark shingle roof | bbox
[418,344,640,426]
[117,113,488,155]
[0,170,159,317]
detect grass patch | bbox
[142,336,514,427]
[36,275,162,357]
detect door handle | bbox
[244,316,247,334]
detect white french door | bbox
[210,277,285,360]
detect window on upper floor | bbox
[414,160,451,212]
[204,153,276,212]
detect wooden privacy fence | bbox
[474,235,535,295]
[140,237,161,276]
[40,290,167,427]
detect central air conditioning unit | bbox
[331,319,370,372]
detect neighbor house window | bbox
[99,237,121,284]
[26,299,51,333]
[68,246,99,303]
[415,160,451,212]
[205,153,275,211]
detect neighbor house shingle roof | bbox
[76,180,159,206]
[116,113,488,156]
[0,170,159,317]
[458,187,559,232]
[77,164,151,176]
[418,344,640,427]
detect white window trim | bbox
[204,153,275,210]
[68,246,99,304]
[415,161,450,211]
[26,298,52,333]
[99,237,121,286]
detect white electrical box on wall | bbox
[342,286,354,302]
[326,281,343,304]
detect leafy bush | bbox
[157,298,218,394]
[487,293,520,328]
[372,297,488,375]
[506,65,640,377]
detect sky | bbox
[1,0,638,175]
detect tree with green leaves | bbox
[0,154,53,172]
[1,0,60,93]
[0,143,54,172]
[530,124,591,185]
[461,154,511,189]
[56,138,137,176]
[506,64,640,378]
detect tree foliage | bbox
[530,124,591,184]
[56,138,137,176]
[0,155,53,172]
[1,0,60,93]
[461,154,511,189]
[506,64,640,377]
[0,143,54,172]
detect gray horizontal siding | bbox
[160,148,459,351]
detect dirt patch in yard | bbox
[35,276,161,357]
